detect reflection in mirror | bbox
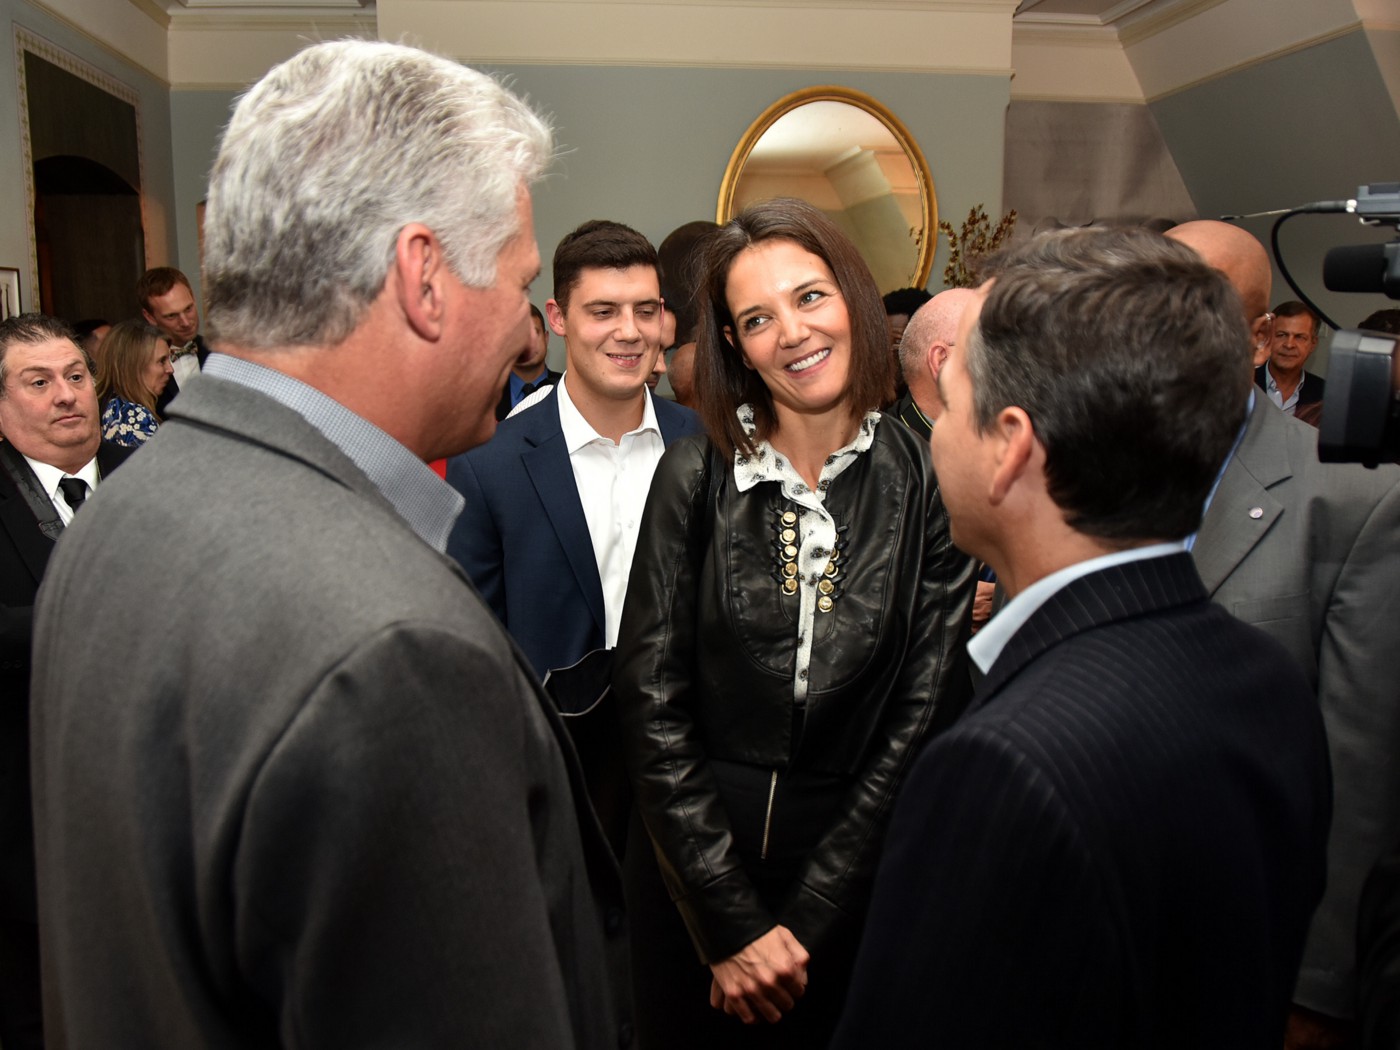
[718,87,936,293]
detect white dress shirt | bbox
[171,352,201,390]
[25,453,101,527]
[555,373,666,648]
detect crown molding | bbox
[1117,0,1227,46]
[1012,21,1122,45]
[130,0,173,27]
[376,0,1014,73]
[167,12,375,28]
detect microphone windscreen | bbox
[1324,243,1387,293]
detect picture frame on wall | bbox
[0,268,20,320]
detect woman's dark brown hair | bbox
[695,197,894,460]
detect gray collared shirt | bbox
[203,352,464,552]
[1262,365,1300,415]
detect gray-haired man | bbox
[30,41,630,1049]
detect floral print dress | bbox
[102,396,159,447]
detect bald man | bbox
[890,288,976,440]
[1168,220,1400,1050]
[889,288,995,632]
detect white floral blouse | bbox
[731,403,881,707]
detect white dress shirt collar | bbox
[25,451,101,527]
[556,372,660,451]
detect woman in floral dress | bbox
[96,320,174,447]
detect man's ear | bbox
[927,342,949,381]
[1250,313,1273,368]
[395,222,445,341]
[545,300,567,338]
[140,308,156,327]
[988,406,1035,506]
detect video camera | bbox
[1266,182,1400,466]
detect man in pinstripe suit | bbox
[833,226,1331,1049]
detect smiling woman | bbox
[612,198,977,1048]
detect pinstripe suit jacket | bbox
[833,552,1331,1049]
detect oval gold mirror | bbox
[717,86,937,293]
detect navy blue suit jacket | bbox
[833,552,1331,1049]
[446,388,702,678]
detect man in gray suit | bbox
[30,41,630,1049]
[1169,220,1400,1050]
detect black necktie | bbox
[517,380,540,402]
[58,477,89,514]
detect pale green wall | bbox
[1151,28,1400,372]
[169,89,237,309]
[0,0,176,316]
[173,65,1009,370]
[487,65,1008,294]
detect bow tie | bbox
[171,341,199,360]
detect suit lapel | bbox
[519,395,607,635]
[655,394,702,446]
[0,466,54,588]
[975,553,1207,707]
[1192,399,1289,595]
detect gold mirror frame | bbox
[716,86,937,290]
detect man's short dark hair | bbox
[0,313,85,390]
[551,220,658,313]
[1273,300,1321,338]
[970,226,1251,542]
[529,302,545,330]
[882,287,933,317]
[136,267,192,313]
[659,220,719,346]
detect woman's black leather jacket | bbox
[613,418,975,965]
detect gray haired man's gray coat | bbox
[30,377,630,1048]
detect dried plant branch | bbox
[939,205,1018,288]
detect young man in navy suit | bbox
[833,227,1331,1049]
[447,220,701,680]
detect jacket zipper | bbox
[760,770,778,861]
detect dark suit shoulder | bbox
[97,440,136,473]
[974,595,1325,812]
[450,391,561,477]
[652,395,703,441]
